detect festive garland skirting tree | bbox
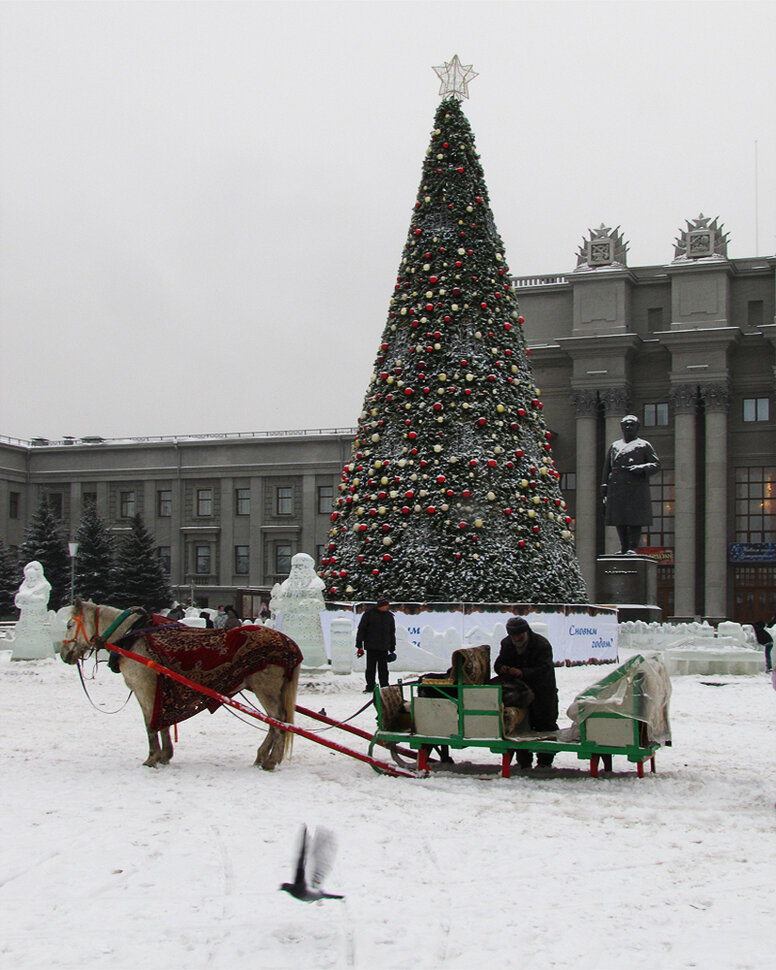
[320,58,586,604]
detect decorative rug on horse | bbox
[421,645,491,686]
[125,625,302,732]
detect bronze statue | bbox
[601,415,660,555]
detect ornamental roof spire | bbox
[432,55,478,101]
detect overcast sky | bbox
[1,0,774,442]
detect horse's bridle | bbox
[63,606,145,656]
[63,607,99,655]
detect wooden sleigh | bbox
[369,651,672,779]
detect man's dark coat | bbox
[494,629,558,730]
[356,607,396,653]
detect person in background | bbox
[200,611,214,629]
[213,605,228,629]
[224,606,242,631]
[356,597,395,694]
[752,620,773,673]
[168,602,185,621]
[494,616,558,769]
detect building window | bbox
[47,492,64,519]
[9,492,19,519]
[559,473,576,492]
[646,470,675,548]
[234,545,249,575]
[195,544,211,575]
[643,403,669,427]
[747,300,764,328]
[647,307,664,331]
[275,543,292,575]
[235,488,250,515]
[743,398,770,423]
[157,490,172,517]
[316,544,326,565]
[157,546,171,574]
[196,488,213,517]
[82,492,96,508]
[735,467,776,542]
[119,491,135,518]
[276,487,293,515]
[317,485,333,514]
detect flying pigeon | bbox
[279,824,344,902]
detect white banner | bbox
[326,602,618,667]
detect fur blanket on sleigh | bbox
[120,621,302,732]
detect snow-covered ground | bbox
[1,652,774,970]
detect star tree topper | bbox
[433,55,478,100]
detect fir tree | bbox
[0,541,21,618]
[19,498,71,609]
[113,514,171,612]
[73,504,116,604]
[320,92,585,604]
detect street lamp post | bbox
[68,542,79,604]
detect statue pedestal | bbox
[596,555,662,623]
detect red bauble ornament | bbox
[427,506,436,514]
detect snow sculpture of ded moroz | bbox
[270,553,328,667]
[12,560,55,660]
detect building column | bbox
[599,386,631,556]
[701,382,730,619]
[570,389,599,600]
[670,385,698,617]
[219,477,234,590]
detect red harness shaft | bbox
[100,639,415,778]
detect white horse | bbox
[60,598,301,770]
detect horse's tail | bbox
[281,660,300,760]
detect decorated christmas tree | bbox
[320,58,586,604]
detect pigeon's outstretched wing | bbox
[309,827,337,892]
[293,824,309,892]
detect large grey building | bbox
[515,216,775,622]
[0,429,353,618]
[1,215,774,622]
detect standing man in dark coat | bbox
[356,597,396,694]
[494,616,558,768]
[601,414,661,555]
